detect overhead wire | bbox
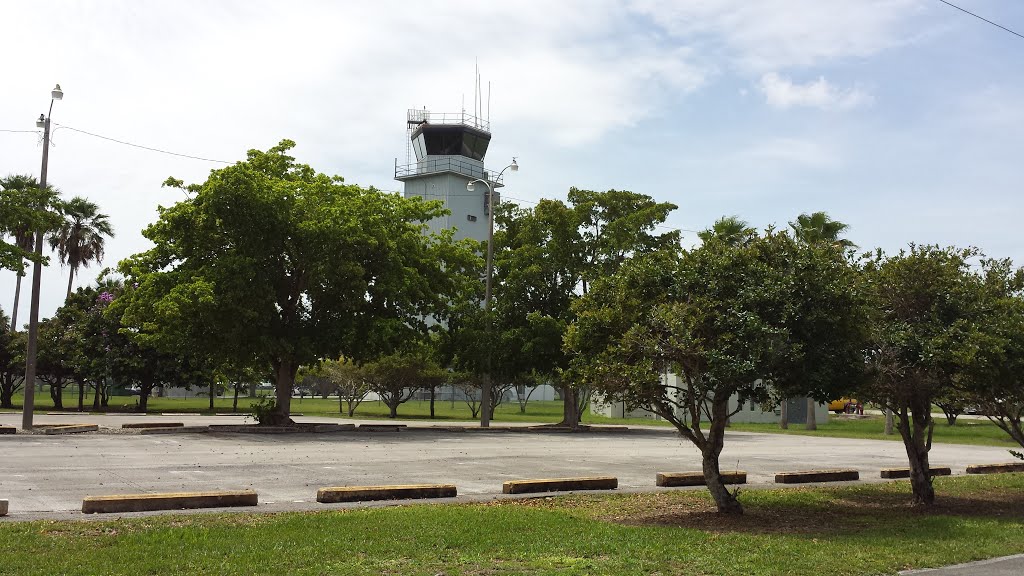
[935,0,1024,40]
[52,123,232,164]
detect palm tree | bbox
[788,211,856,432]
[789,211,857,249]
[1,174,52,330]
[48,196,115,299]
[698,215,756,246]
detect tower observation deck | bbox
[396,109,503,243]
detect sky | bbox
[1,0,1023,321]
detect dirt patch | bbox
[605,487,1024,535]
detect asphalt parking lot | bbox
[0,412,1016,520]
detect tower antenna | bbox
[487,80,491,127]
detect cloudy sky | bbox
[2,0,1023,320]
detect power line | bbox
[53,123,232,164]
[936,0,1024,40]
[0,129,40,134]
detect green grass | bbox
[729,415,1018,448]
[2,474,1022,575]
[0,391,637,425]
[2,391,1016,447]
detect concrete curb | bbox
[880,467,952,479]
[966,462,1024,474]
[139,426,210,435]
[0,499,7,516]
[657,471,747,487]
[82,490,258,513]
[502,476,618,494]
[122,422,184,429]
[208,424,356,434]
[358,424,407,432]
[43,424,99,435]
[899,553,1024,574]
[317,484,457,503]
[775,469,859,484]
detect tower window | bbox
[467,215,478,222]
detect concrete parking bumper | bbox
[82,490,258,514]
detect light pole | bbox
[22,83,63,430]
[467,158,518,427]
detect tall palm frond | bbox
[48,196,115,299]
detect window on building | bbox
[467,214,478,222]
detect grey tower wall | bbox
[401,161,493,244]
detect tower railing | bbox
[407,109,490,132]
[395,157,504,186]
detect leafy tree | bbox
[0,308,25,408]
[363,350,445,418]
[787,211,858,430]
[567,230,868,514]
[1,175,63,328]
[697,215,756,246]
[959,257,1024,452]
[321,359,369,417]
[48,196,114,300]
[789,211,857,249]
[36,316,77,409]
[118,141,476,425]
[861,245,986,506]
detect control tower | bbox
[395,109,503,243]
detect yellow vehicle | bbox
[828,398,860,414]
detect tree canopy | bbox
[117,140,478,424]
[566,229,869,514]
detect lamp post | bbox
[467,158,518,428]
[22,83,63,431]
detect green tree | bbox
[1,174,63,328]
[118,141,474,425]
[861,245,986,506]
[787,211,858,430]
[48,196,115,299]
[363,349,445,419]
[567,230,868,514]
[789,211,857,249]
[959,257,1024,452]
[697,215,756,246]
[0,308,26,408]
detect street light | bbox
[22,83,63,430]
[467,158,518,428]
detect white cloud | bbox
[739,137,841,169]
[628,0,926,71]
[758,73,872,110]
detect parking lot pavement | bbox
[900,554,1024,575]
[0,412,1016,519]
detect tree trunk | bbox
[388,401,398,418]
[779,400,788,429]
[92,382,101,410]
[66,267,75,300]
[557,385,580,428]
[11,273,23,330]
[430,387,435,419]
[268,359,296,426]
[804,397,817,430]
[50,383,63,410]
[208,381,215,411]
[884,408,894,435]
[701,396,743,514]
[77,380,85,412]
[138,388,149,412]
[233,383,240,413]
[896,410,936,506]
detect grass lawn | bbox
[0,391,647,426]
[730,415,1019,448]
[2,474,1022,575]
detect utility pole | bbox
[22,84,63,431]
